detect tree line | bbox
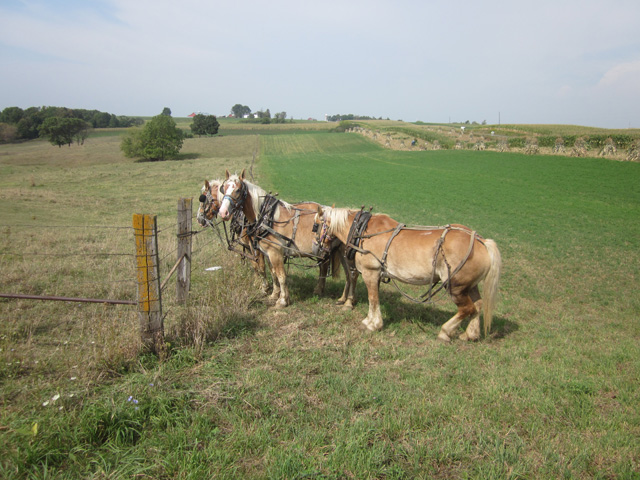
[0,106,144,144]
[230,104,289,124]
[326,114,380,122]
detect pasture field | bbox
[1,129,640,479]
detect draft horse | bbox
[218,169,355,308]
[197,179,270,294]
[314,206,502,341]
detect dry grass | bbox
[1,127,639,479]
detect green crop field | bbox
[1,128,639,478]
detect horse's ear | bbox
[316,205,323,216]
[204,180,210,190]
[225,169,231,180]
[240,169,246,180]
[331,204,335,208]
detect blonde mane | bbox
[324,207,354,235]
[229,176,291,220]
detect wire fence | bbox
[0,206,222,307]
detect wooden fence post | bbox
[133,213,164,353]
[176,198,192,303]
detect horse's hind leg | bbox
[459,286,482,341]
[361,268,383,331]
[254,252,270,295]
[341,268,358,310]
[438,290,476,342]
[337,255,357,309]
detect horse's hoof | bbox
[437,332,452,343]
[459,332,478,342]
[275,300,288,309]
[341,303,354,311]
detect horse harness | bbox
[342,209,483,303]
[224,193,329,264]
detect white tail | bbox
[482,239,502,336]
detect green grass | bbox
[1,129,640,478]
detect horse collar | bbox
[345,210,372,261]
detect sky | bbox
[1,0,639,128]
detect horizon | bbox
[1,1,639,129]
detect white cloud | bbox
[597,60,640,90]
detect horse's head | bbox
[197,179,222,227]
[219,168,248,221]
[312,204,334,258]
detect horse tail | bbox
[482,239,502,337]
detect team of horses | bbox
[197,169,502,342]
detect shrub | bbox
[121,115,183,161]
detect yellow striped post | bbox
[133,213,163,353]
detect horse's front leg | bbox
[267,250,289,308]
[253,251,270,295]
[313,258,328,296]
[361,267,383,331]
[338,264,358,310]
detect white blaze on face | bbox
[218,182,233,220]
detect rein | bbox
[224,187,330,263]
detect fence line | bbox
[1,200,201,355]
[0,293,137,305]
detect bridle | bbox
[311,213,334,257]
[220,179,249,217]
[198,186,221,225]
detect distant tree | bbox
[161,107,172,116]
[231,104,251,118]
[190,114,220,136]
[16,107,44,139]
[273,112,287,123]
[121,114,183,161]
[0,106,24,125]
[92,111,112,128]
[256,109,271,124]
[74,123,92,145]
[0,123,18,143]
[39,117,89,147]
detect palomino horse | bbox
[313,206,502,341]
[218,169,354,308]
[196,179,222,227]
[197,179,270,294]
